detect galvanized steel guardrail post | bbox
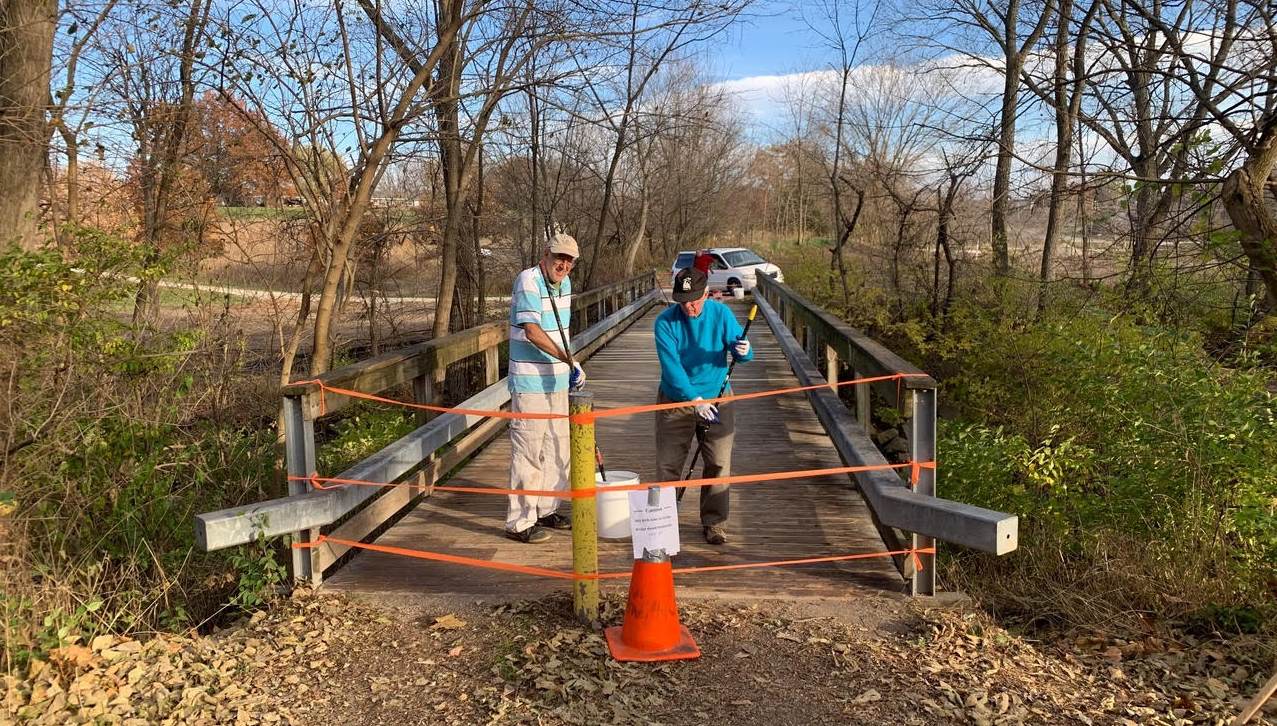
[909,387,937,596]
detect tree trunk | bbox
[1124,166,1162,299]
[622,187,649,276]
[1038,0,1078,314]
[62,129,79,227]
[1078,140,1092,287]
[131,0,210,327]
[0,0,56,247]
[527,85,542,264]
[1222,159,1277,311]
[831,184,863,307]
[933,187,943,319]
[585,128,627,287]
[474,143,486,325]
[991,61,1021,276]
[432,28,465,338]
[987,0,1055,276]
[828,66,850,289]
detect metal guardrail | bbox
[754,274,1017,595]
[195,272,660,585]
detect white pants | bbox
[506,390,569,532]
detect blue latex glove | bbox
[569,361,586,390]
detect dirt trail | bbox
[7,588,1274,725]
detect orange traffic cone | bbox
[605,557,701,662]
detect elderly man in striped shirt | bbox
[504,233,587,543]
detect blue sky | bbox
[711,2,824,80]
[700,2,833,139]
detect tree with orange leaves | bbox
[192,92,293,207]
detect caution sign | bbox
[627,487,680,560]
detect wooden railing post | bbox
[282,395,319,586]
[412,364,447,495]
[854,370,872,432]
[483,344,500,387]
[825,344,839,392]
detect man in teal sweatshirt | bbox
[654,266,754,545]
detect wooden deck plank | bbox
[323,299,903,601]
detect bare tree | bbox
[572,0,748,287]
[1072,1,1213,297]
[779,71,821,246]
[932,146,985,323]
[214,0,468,376]
[99,0,214,326]
[1020,0,1099,311]
[930,0,1055,275]
[804,0,880,304]
[47,0,119,235]
[1126,0,1277,310]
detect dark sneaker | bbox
[506,525,551,544]
[703,525,727,545]
[537,512,572,530]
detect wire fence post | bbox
[909,386,937,595]
[569,391,599,622]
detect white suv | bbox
[670,247,784,292]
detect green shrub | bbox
[228,531,288,610]
[316,406,417,475]
[1,232,278,667]
[937,308,1277,626]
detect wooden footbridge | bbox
[196,272,1017,601]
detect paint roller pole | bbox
[569,391,599,624]
[680,304,758,497]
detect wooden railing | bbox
[755,274,1016,595]
[196,271,661,584]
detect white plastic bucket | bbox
[732,287,745,299]
[596,470,638,539]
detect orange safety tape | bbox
[292,535,936,579]
[909,460,937,487]
[289,460,937,498]
[289,372,931,423]
[573,372,931,423]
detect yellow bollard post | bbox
[569,391,599,623]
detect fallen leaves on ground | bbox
[5,588,1274,726]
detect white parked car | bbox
[670,247,784,293]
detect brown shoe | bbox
[703,525,727,545]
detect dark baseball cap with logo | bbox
[672,266,708,303]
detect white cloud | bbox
[712,55,1006,140]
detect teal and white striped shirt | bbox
[508,265,572,393]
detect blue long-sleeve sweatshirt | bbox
[654,299,755,402]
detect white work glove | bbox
[692,397,719,424]
[569,361,586,390]
[733,338,751,357]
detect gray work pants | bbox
[654,391,736,527]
